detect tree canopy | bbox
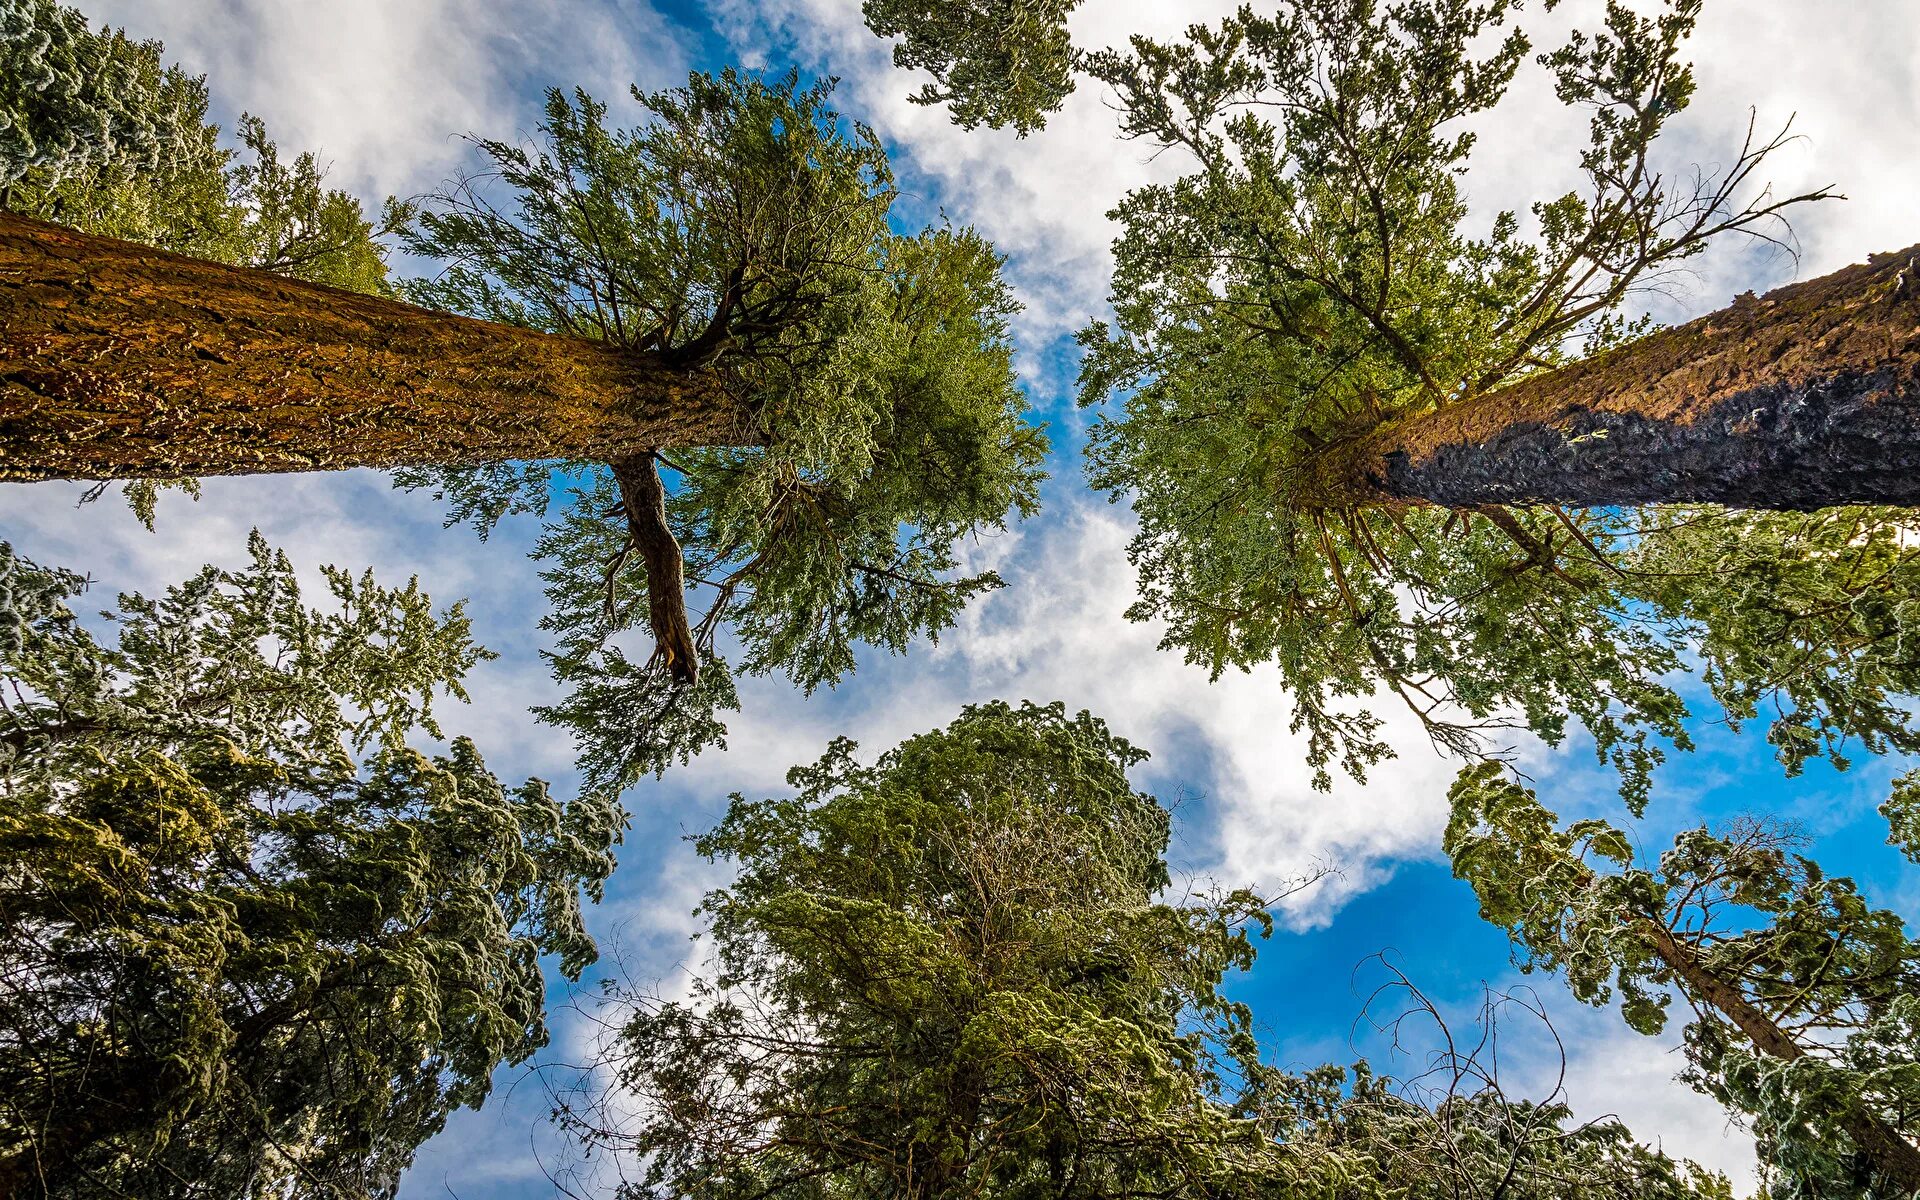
[396,72,1046,795]
[0,537,619,1198]
[1055,0,1920,803]
[559,701,1730,1199]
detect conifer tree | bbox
[561,701,1731,1199]
[872,0,1920,799]
[0,538,619,1199]
[0,65,1044,788]
[1448,763,1920,1195]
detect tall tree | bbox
[0,69,1046,790]
[1447,763,1920,1196]
[556,701,1728,1199]
[0,537,620,1199]
[560,700,1293,1197]
[1054,0,1920,797]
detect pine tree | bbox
[0,67,1045,789]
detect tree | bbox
[553,701,1729,1199]
[1447,762,1920,1196]
[1047,0,1920,797]
[0,537,621,1198]
[3,0,401,528]
[0,69,1046,791]
[556,700,1295,1198]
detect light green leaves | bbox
[862,0,1082,135]
[400,72,1046,795]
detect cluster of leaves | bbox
[0,538,620,1199]
[0,0,188,189]
[861,0,1083,135]
[1447,762,1920,1198]
[1072,0,1867,798]
[397,71,1046,795]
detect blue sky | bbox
[9,0,1920,1194]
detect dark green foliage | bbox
[1074,0,1891,800]
[556,701,1724,1198]
[0,538,620,1199]
[862,0,1082,135]
[1448,763,1920,1197]
[565,700,1287,1197]
[398,72,1045,794]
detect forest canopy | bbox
[3,0,1919,1196]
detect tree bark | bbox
[1300,245,1920,512]
[0,213,758,481]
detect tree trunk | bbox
[610,454,699,686]
[1301,245,1920,512]
[1642,921,1920,1192]
[0,213,757,481]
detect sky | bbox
[8,0,1920,1194]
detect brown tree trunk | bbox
[610,454,699,686]
[1301,245,1920,512]
[1642,921,1920,1192]
[0,213,757,481]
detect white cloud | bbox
[76,0,695,208]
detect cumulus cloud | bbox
[76,0,695,207]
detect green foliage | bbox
[1447,762,1920,1197]
[1261,1059,1732,1199]
[1,0,396,288]
[0,538,620,1198]
[862,0,1082,135]
[565,700,1287,1197]
[561,704,1725,1198]
[1075,0,1872,800]
[1884,768,1920,864]
[0,0,188,188]
[398,72,1046,794]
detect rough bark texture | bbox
[610,454,698,686]
[1303,245,1920,511]
[0,213,757,481]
